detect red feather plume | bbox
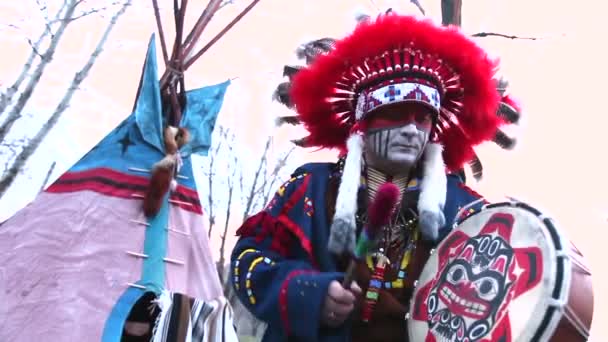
[368,182,401,231]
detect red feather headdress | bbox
[288,14,518,173]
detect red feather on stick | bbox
[368,182,401,230]
[342,182,400,287]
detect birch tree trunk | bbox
[0,0,80,143]
[0,1,69,117]
[0,0,132,198]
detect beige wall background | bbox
[1,0,606,339]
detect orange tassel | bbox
[142,126,189,218]
[143,156,175,218]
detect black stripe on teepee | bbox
[53,175,200,207]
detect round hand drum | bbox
[407,201,594,342]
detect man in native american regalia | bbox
[229,13,522,342]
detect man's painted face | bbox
[363,103,434,171]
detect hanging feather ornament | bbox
[272,82,292,107]
[295,38,336,64]
[462,77,522,181]
[290,137,309,147]
[275,115,301,126]
[495,76,521,124]
[498,101,520,124]
[143,126,190,218]
[283,65,303,79]
[468,154,483,181]
[496,76,509,97]
[492,77,521,150]
[493,129,517,150]
[273,38,337,125]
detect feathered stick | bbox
[341,182,400,288]
[143,126,190,218]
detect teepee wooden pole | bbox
[184,0,261,69]
[155,0,262,125]
[152,0,170,66]
[181,0,223,61]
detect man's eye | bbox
[415,112,431,123]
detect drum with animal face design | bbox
[407,200,594,342]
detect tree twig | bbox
[471,32,539,40]
[241,136,272,222]
[0,139,27,175]
[261,145,295,207]
[217,135,238,283]
[206,126,226,238]
[238,150,247,211]
[38,161,57,193]
[53,2,122,23]
[219,0,235,10]
[35,0,59,40]
[0,1,69,117]
[0,0,80,143]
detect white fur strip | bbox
[333,133,363,222]
[418,142,447,215]
[328,133,364,253]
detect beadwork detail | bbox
[362,250,389,322]
[277,173,308,197]
[304,197,314,217]
[245,256,275,304]
[233,248,259,290]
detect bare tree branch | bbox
[0,0,132,199]
[206,126,226,238]
[251,156,268,211]
[238,149,247,211]
[0,1,69,116]
[471,32,539,40]
[0,138,28,175]
[38,161,57,193]
[0,0,80,142]
[241,136,272,222]
[54,2,121,23]
[218,0,235,11]
[35,0,58,40]
[261,145,295,207]
[217,135,238,283]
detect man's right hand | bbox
[321,280,362,327]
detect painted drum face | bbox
[411,212,544,342]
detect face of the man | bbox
[363,103,434,173]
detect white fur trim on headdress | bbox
[327,133,364,255]
[418,142,447,241]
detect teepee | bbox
[0,1,262,340]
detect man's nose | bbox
[398,123,418,137]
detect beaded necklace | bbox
[356,166,421,321]
[364,167,420,285]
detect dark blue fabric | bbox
[230,163,484,342]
